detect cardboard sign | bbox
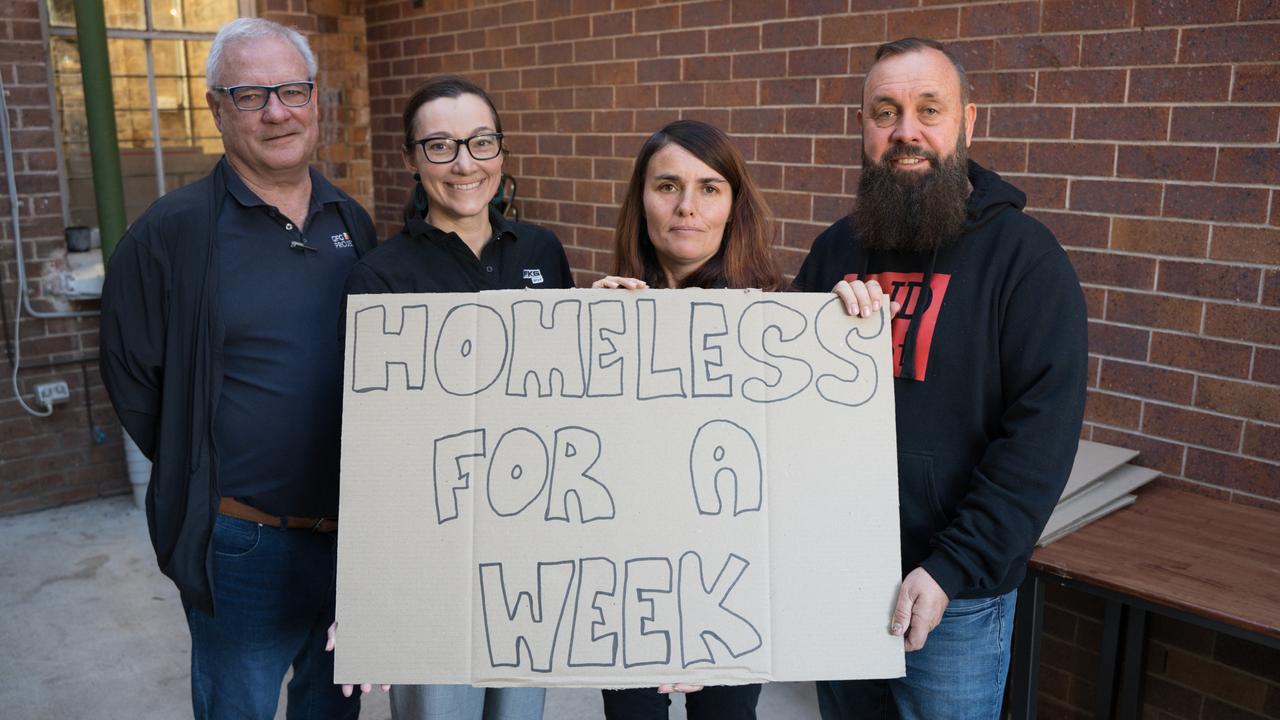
[335,289,904,687]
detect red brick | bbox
[1151,332,1253,379]
[1111,218,1208,259]
[1032,211,1110,250]
[1071,249,1158,289]
[1028,142,1115,177]
[1243,423,1280,463]
[1075,107,1170,142]
[946,39,995,72]
[968,72,1036,103]
[1117,145,1216,183]
[1014,175,1068,209]
[683,55,732,82]
[1090,427,1186,476]
[1264,269,1280,307]
[886,8,959,39]
[1233,65,1280,103]
[1241,0,1280,19]
[988,106,1072,139]
[635,5,678,33]
[658,29,706,56]
[763,19,819,48]
[785,107,844,135]
[1071,180,1163,217]
[788,0,849,16]
[1181,24,1280,64]
[1100,359,1194,404]
[759,78,815,106]
[1134,0,1237,25]
[1197,377,1280,424]
[1041,0,1131,30]
[959,2,1039,36]
[1184,448,1279,498]
[993,35,1081,70]
[1159,259,1262,304]
[1088,320,1150,360]
[1206,303,1280,346]
[848,0,913,9]
[818,76,863,105]
[731,108,785,134]
[969,140,1026,173]
[731,0,786,23]
[1085,389,1141,428]
[1170,106,1280,144]
[732,51,789,80]
[615,34,657,59]
[1144,404,1243,452]
[820,14,885,45]
[637,58,679,84]
[1105,289,1204,334]
[1037,69,1125,103]
[1164,185,1270,224]
[707,80,758,107]
[682,0,731,27]
[708,25,760,53]
[1216,147,1280,186]
[788,48,850,77]
[1081,29,1179,67]
[1211,226,1280,266]
[763,190,813,221]
[1129,66,1233,103]
[783,165,843,193]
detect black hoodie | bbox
[793,160,1088,600]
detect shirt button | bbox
[285,223,294,231]
[486,266,493,272]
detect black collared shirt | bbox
[345,208,574,295]
[214,158,357,517]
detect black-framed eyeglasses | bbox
[212,81,315,111]
[409,133,504,164]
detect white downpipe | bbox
[123,433,152,510]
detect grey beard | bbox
[852,144,970,255]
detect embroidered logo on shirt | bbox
[843,271,951,382]
[331,231,353,249]
[522,268,544,284]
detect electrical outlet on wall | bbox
[35,381,70,407]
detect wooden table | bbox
[1006,485,1280,719]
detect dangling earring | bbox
[412,172,429,216]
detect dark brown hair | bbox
[871,37,970,104]
[612,120,782,291]
[401,76,504,222]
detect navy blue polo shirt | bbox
[214,159,357,518]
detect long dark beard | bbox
[852,140,971,255]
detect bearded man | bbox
[793,37,1088,719]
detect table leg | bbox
[1094,600,1124,719]
[1116,607,1148,718]
[1008,573,1045,720]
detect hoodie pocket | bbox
[897,451,950,560]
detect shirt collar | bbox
[408,206,518,244]
[219,156,343,209]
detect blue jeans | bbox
[817,590,1017,720]
[390,684,545,720]
[184,514,359,720]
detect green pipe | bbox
[73,0,126,261]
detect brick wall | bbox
[0,0,127,513]
[362,1,1279,716]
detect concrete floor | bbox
[0,496,820,719]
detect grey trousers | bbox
[390,685,545,720]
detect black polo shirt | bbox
[344,208,574,295]
[214,159,357,518]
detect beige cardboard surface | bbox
[1040,463,1159,545]
[1060,440,1139,501]
[335,289,904,687]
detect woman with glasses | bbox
[339,75,571,720]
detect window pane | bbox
[158,40,222,194]
[151,0,237,32]
[46,0,145,29]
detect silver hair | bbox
[205,17,317,88]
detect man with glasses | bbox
[100,17,375,720]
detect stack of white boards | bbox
[1038,440,1161,546]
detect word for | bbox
[479,552,763,671]
[432,420,763,525]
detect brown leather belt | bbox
[219,497,338,533]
